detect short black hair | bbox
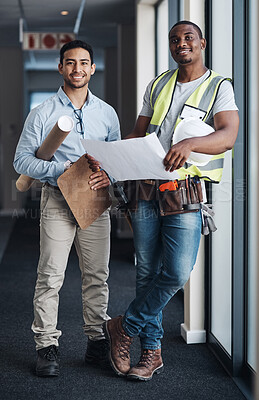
[59,40,94,65]
[169,20,203,39]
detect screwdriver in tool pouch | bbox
[185,175,191,204]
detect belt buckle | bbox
[143,179,156,186]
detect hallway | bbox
[0,212,245,400]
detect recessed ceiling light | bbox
[61,10,69,16]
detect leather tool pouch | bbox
[113,180,139,212]
[113,180,158,212]
[158,177,203,216]
[138,180,157,201]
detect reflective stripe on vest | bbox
[146,69,231,182]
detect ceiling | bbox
[0,0,136,70]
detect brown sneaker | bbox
[127,348,163,381]
[104,315,133,377]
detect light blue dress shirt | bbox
[13,87,121,186]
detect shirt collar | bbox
[57,87,71,106]
[83,89,94,108]
[57,87,95,108]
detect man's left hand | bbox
[89,170,110,190]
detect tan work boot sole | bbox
[127,364,164,381]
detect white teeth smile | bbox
[179,50,190,54]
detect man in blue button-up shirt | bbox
[13,40,120,377]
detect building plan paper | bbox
[81,133,179,181]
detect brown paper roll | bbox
[15,174,35,193]
[36,115,74,160]
[15,115,74,192]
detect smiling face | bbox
[169,24,206,66]
[58,47,96,90]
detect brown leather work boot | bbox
[127,348,163,381]
[104,315,133,377]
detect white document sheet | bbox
[81,133,179,181]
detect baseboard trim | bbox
[181,323,206,344]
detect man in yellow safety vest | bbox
[104,20,239,381]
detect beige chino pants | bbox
[32,184,111,350]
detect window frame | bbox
[205,0,255,397]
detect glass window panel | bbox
[210,0,233,355]
[247,0,257,372]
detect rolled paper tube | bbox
[36,115,74,160]
[15,174,35,193]
[15,115,74,192]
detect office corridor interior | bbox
[1,0,259,399]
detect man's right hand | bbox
[163,139,192,171]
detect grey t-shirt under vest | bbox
[139,69,238,152]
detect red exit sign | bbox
[23,32,75,50]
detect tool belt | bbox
[113,176,203,216]
[113,178,217,235]
[157,177,203,215]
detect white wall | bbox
[180,0,207,344]
[182,0,205,33]
[136,3,155,113]
[156,0,169,75]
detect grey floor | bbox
[0,214,247,400]
[0,215,15,263]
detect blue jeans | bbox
[123,199,202,349]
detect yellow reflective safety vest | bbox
[146,69,231,182]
